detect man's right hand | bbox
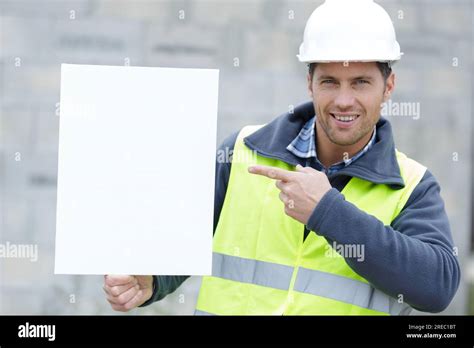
[103,275,153,312]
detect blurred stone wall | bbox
[0,0,472,315]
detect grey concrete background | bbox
[0,0,472,315]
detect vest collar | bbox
[243,101,405,188]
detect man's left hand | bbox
[248,164,332,225]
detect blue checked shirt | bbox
[287,116,376,176]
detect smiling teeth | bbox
[335,115,357,122]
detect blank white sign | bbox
[55,64,218,275]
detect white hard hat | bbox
[297,0,402,64]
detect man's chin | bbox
[327,131,361,147]
[331,139,359,147]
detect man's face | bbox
[308,62,394,146]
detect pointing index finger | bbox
[248,165,295,182]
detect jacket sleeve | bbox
[140,131,239,307]
[306,170,461,313]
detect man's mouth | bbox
[330,113,360,127]
[330,113,360,122]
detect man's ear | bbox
[307,73,314,98]
[383,73,395,102]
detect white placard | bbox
[55,64,218,275]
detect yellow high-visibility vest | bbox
[196,125,426,315]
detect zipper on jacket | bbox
[279,229,305,315]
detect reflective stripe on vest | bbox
[198,252,410,315]
[196,124,426,315]
[212,252,293,291]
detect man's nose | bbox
[333,87,356,110]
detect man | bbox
[103,0,460,314]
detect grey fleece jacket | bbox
[140,101,460,313]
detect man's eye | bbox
[321,80,335,84]
[356,79,369,85]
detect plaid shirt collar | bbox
[286,115,376,175]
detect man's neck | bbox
[315,119,374,169]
